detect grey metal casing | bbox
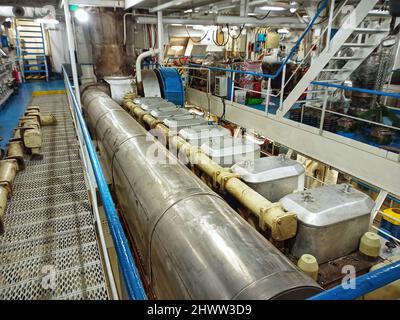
[179,124,231,146]
[150,108,190,120]
[231,156,305,202]
[280,184,374,263]
[201,137,261,167]
[164,115,209,132]
[82,88,322,300]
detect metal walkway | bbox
[0,93,109,299]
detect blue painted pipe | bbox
[62,68,147,300]
[309,260,400,300]
[311,81,400,99]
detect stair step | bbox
[321,68,351,72]
[341,43,375,48]
[354,28,390,34]
[19,36,44,39]
[367,10,391,18]
[304,89,333,94]
[314,79,343,83]
[24,70,46,74]
[22,41,44,44]
[18,30,43,33]
[331,57,363,60]
[297,98,323,104]
[24,64,46,67]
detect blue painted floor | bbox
[0,80,65,151]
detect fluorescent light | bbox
[259,6,286,11]
[184,9,193,13]
[75,8,89,23]
[171,23,183,26]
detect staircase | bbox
[277,0,396,117]
[15,19,49,82]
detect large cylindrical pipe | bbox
[82,87,322,300]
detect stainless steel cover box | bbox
[201,137,261,167]
[179,124,231,146]
[280,184,374,263]
[150,108,189,120]
[231,155,305,202]
[134,97,165,105]
[164,115,208,132]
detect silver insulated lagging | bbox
[82,87,322,299]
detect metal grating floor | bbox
[0,94,109,300]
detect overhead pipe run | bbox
[122,98,297,242]
[82,87,321,299]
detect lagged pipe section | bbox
[82,87,322,300]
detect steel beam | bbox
[149,0,194,13]
[69,0,124,6]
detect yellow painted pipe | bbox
[122,94,297,241]
[0,185,9,235]
[6,141,25,171]
[0,159,18,193]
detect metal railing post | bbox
[369,190,388,229]
[265,78,271,116]
[319,88,329,134]
[326,0,335,51]
[231,72,235,102]
[279,64,286,110]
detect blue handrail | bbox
[312,81,400,99]
[188,0,329,80]
[62,67,147,300]
[309,260,400,300]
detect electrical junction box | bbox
[215,76,228,97]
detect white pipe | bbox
[157,11,164,64]
[123,12,133,45]
[63,0,81,106]
[136,48,160,84]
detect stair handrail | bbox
[282,0,352,92]
[62,66,148,301]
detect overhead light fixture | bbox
[75,8,89,23]
[171,23,183,26]
[184,9,193,13]
[259,6,286,11]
